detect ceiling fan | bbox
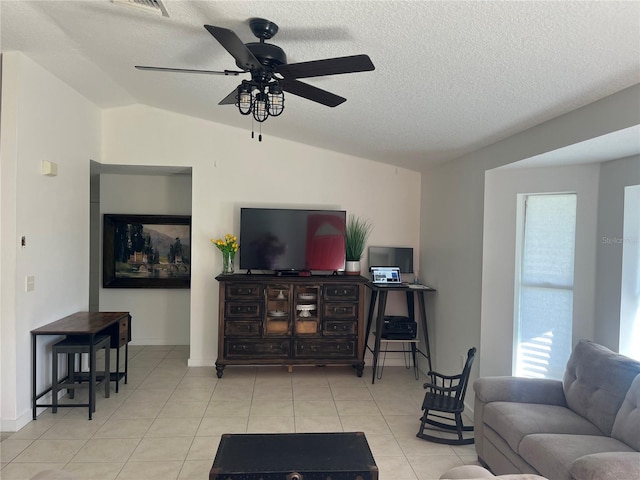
[135,18,375,125]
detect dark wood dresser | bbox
[215,274,367,377]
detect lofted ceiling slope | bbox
[2,1,639,171]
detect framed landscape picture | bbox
[103,214,191,288]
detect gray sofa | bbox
[473,340,640,480]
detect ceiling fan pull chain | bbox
[259,123,263,142]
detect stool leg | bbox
[67,353,75,399]
[52,348,59,414]
[104,344,110,398]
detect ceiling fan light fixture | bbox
[268,84,285,117]
[236,84,253,115]
[253,92,270,123]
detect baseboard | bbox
[187,357,216,367]
[1,389,65,432]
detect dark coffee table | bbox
[209,432,378,480]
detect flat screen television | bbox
[368,246,414,273]
[239,208,346,272]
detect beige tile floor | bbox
[1,345,478,480]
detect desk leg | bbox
[32,334,37,420]
[364,290,378,353]
[371,291,388,384]
[115,346,120,393]
[417,291,433,372]
[124,341,129,384]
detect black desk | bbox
[31,311,131,420]
[365,283,435,384]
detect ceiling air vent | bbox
[111,0,169,17]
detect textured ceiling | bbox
[2,1,639,171]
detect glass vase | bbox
[221,251,235,274]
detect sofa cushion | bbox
[563,340,640,435]
[570,452,640,480]
[483,402,603,453]
[519,434,636,480]
[611,374,640,450]
[439,465,549,479]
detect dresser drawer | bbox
[323,302,358,320]
[118,318,131,347]
[324,284,359,301]
[224,321,261,337]
[224,339,290,359]
[323,320,356,336]
[225,284,262,300]
[294,339,356,359]
[225,302,262,318]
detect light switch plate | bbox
[25,275,35,292]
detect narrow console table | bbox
[365,283,435,384]
[31,311,131,420]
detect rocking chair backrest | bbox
[457,347,477,404]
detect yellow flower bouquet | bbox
[212,233,239,274]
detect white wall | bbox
[99,173,192,345]
[595,155,640,350]
[420,84,640,387]
[480,164,600,376]
[101,105,422,367]
[0,52,101,430]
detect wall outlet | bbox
[460,354,465,369]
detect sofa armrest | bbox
[473,376,566,407]
[570,452,640,480]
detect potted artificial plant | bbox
[345,214,373,275]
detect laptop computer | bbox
[370,266,405,287]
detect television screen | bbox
[368,246,414,273]
[240,208,346,272]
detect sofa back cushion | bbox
[611,374,640,450]
[563,340,640,435]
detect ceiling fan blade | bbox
[204,25,262,72]
[275,54,374,79]
[218,89,238,105]
[135,66,243,76]
[280,79,346,107]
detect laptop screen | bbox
[371,267,402,284]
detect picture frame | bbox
[103,214,191,288]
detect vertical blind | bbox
[514,193,577,380]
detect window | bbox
[514,193,577,379]
[620,185,640,360]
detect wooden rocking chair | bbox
[416,347,476,445]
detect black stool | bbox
[51,335,110,420]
